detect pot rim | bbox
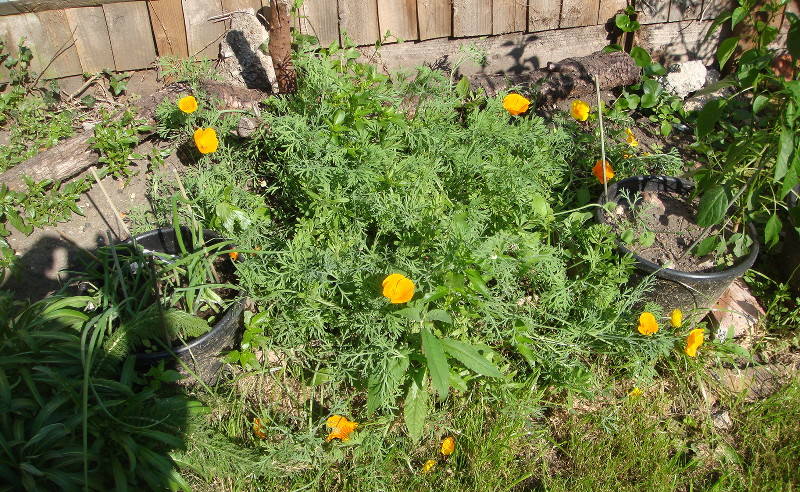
[595,175,760,282]
[124,226,246,362]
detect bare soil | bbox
[608,189,723,273]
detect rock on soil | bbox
[218,9,277,92]
[709,279,765,342]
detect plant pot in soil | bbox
[127,226,246,384]
[595,176,759,324]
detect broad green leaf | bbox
[530,193,550,217]
[630,47,651,68]
[465,269,491,298]
[660,120,672,137]
[764,213,782,249]
[425,309,453,324]
[694,235,719,256]
[717,36,740,68]
[639,230,655,248]
[440,339,503,378]
[619,229,635,244]
[780,164,800,199]
[421,327,449,400]
[752,94,770,114]
[788,13,800,60]
[455,76,470,99]
[696,185,729,227]
[395,306,423,321]
[5,209,32,235]
[704,11,732,41]
[603,44,623,53]
[449,370,468,392]
[403,374,428,443]
[774,127,795,181]
[731,7,747,29]
[696,98,725,138]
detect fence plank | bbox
[529,0,561,31]
[493,0,526,34]
[598,0,626,25]
[35,10,83,77]
[147,0,189,58]
[377,0,419,41]
[560,0,599,27]
[700,0,731,20]
[104,1,157,70]
[668,0,702,21]
[453,0,491,37]
[640,0,671,24]
[183,0,225,59]
[65,6,115,72]
[297,0,340,46]
[221,0,263,15]
[417,0,450,39]
[1,11,83,78]
[339,0,380,45]
[0,0,141,17]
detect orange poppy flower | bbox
[326,415,358,442]
[382,273,415,304]
[685,329,704,357]
[194,127,219,154]
[637,312,658,336]
[571,100,590,121]
[593,159,615,184]
[252,418,266,439]
[441,436,455,456]
[625,128,639,147]
[503,93,530,116]
[178,95,198,114]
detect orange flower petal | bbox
[178,95,198,114]
[670,309,683,328]
[571,100,590,121]
[593,159,614,184]
[325,415,358,442]
[441,436,455,456]
[685,329,704,357]
[503,93,530,116]
[637,312,658,336]
[382,273,415,303]
[194,127,219,154]
[421,459,436,474]
[625,128,639,147]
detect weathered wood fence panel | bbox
[2,0,795,82]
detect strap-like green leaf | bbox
[403,373,428,443]
[421,327,449,400]
[440,339,504,378]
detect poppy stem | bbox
[594,76,608,198]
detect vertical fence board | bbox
[529,0,561,31]
[104,2,157,70]
[418,0,450,39]
[560,0,599,27]
[700,0,731,20]
[668,0,702,21]
[454,0,492,37]
[377,0,419,41]
[35,10,82,77]
[598,0,626,25]
[297,0,340,46]
[183,0,225,59]
[493,0,526,34]
[147,0,189,57]
[640,0,671,24]
[65,6,115,72]
[339,0,380,45]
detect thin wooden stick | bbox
[595,76,609,198]
[91,168,131,240]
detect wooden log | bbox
[468,50,641,103]
[269,0,296,93]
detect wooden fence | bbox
[0,0,796,81]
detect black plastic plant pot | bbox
[126,226,245,384]
[595,176,759,323]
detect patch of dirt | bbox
[608,190,724,273]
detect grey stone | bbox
[659,60,708,100]
[218,10,277,92]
